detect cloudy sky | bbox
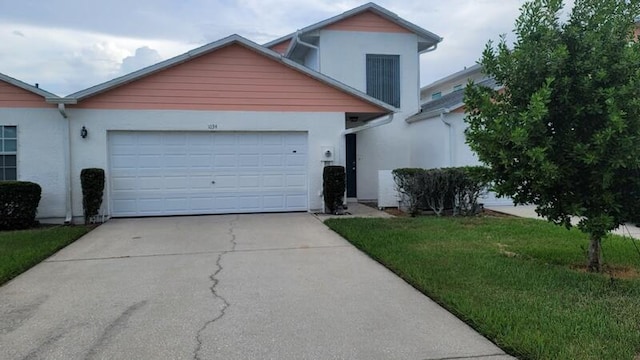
[0,0,533,96]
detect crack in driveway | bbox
[193,215,239,360]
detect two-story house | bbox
[0,3,443,222]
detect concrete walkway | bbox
[486,205,640,239]
[0,213,514,360]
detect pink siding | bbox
[324,10,412,33]
[74,44,386,113]
[0,81,50,108]
[269,40,292,55]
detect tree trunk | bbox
[587,234,602,272]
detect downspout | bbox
[58,103,73,224]
[439,109,454,167]
[294,31,320,71]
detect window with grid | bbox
[0,126,17,180]
[366,54,400,108]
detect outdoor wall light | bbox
[80,126,88,139]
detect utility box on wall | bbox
[321,146,334,162]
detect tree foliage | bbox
[464,0,640,271]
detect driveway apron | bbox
[0,213,513,360]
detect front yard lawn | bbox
[325,216,640,360]
[0,225,90,285]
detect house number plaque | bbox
[208,124,218,130]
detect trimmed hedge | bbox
[323,166,345,214]
[80,168,105,224]
[392,168,428,216]
[0,181,42,230]
[392,166,489,216]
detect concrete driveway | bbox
[0,213,513,360]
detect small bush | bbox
[323,166,345,214]
[392,168,428,216]
[80,168,105,224]
[0,181,42,230]
[451,166,489,216]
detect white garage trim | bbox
[108,131,308,217]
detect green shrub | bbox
[392,168,428,216]
[0,181,42,230]
[80,168,105,224]
[451,166,489,216]
[393,166,489,217]
[323,166,345,214]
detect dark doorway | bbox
[346,134,357,198]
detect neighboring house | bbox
[406,65,512,205]
[0,73,69,221]
[0,3,446,222]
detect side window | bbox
[366,54,400,108]
[431,92,442,100]
[0,125,17,180]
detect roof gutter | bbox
[419,43,438,54]
[342,113,394,135]
[406,106,452,123]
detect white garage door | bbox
[108,131,308,217]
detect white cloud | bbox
[0,23,192,95]
[119,46,162,75]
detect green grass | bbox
[0,225,90,285]
[325,216,640,360]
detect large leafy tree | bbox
[465,0,640,272]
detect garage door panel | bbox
[262,154,284,166]
[263,195,284,209]
[239,154,260,167]
[286,154,306,166]
[109,131,308,216]
[286,194,308,209]
[286,174,307,187]
[214,154,237,167]
[262,174,284,187]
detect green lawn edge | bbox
[0,225,91,285]
[325,216,640,360]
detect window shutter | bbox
[366,54,400,108]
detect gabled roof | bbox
[407,78,499,123]
[0,72,59,98]
[60,34,396,113]
[264,2,442,53]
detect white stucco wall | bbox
[319,30,421,200]
[408,112,512,205]
[0,108,67,220]
[409,113,476,169]
[66,109,345,220]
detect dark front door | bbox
[346,134,357,197]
